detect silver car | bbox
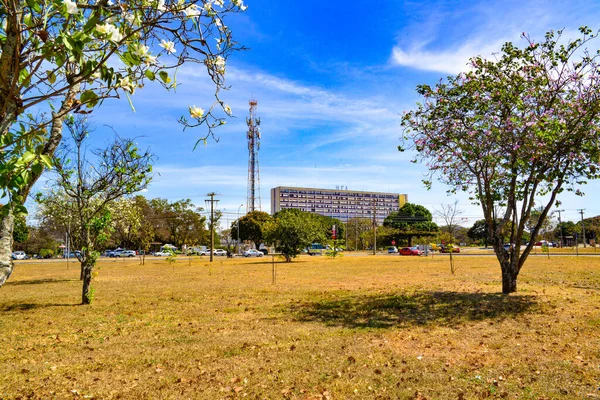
[119,250,136,257]
[243,249,264,257]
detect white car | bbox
[12,251,27,260]
[243,249,264,257]
[213,249,227,256]
[153,251,172,257]
[118,250,136,257]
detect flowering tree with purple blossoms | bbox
[401,27,600,294]
[0,0,246,287]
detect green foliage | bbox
[383,203,438,246]
[345,218,373,251]
[85,286,96,304]
[264,209,327,262]
[36,117,153,303]
[554,221,578,241]
[166,254,177,271]
[468,220,491,247]
[150,198,206,247]
[12,215,29,243]
[39,248,54,258]
[231,211,273,249]
[316,215,345,241]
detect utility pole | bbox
[372,198,377,255]
[578,209,586,248]
[205,193,219,262]
[237,204,244,255]
[556,209,565,248]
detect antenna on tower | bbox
[246,99,261,212]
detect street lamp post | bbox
[237,204,244,255]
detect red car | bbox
[399,247,423,256]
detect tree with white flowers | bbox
[0,0,246,287]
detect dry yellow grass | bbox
[1,254,599,399]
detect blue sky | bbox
[85,0,600,228]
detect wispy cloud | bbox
[391,39,507,75]
[389,0,600,75]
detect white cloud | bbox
[391,39,507,75]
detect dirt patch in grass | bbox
[0,255,599,399]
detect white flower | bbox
[156,0,166,11]
[144,54,158,65]
[203,2,213,12]
[96,23,123,42]
[124,12,136,24]
[119,76,136,93]
[64,0,79,14]
[183,4,201,18]
[223,104,232,115]
[95,23,108,34]
[189,105,204,119]
[132,44,150,58]
[214,55,226,73]
[159,39,176,54]
[232,0,247,10]
[214,0,224,6]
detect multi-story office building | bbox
[270,186,408,225]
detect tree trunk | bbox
[0,84,80,289]
[0,208,15,286]
[501,262,518,294]
[81,258,94,304]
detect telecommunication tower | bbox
[246,99,261,212]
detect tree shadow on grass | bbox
[290,291,539,329]
[5,278,79,286]
[0,302,77,311]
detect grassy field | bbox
[1,254,599,399]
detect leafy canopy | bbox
[0,0,246,209]
[401,27,600,292]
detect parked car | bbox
[243,249,264,257]
[415,244,432,252]
[199,249,211,256]
[440,245,460,253]
[11,251,27,260]
[119,250,136,257]
[153,251,172,257]
[63,250,81,259]
[387,246,398,254]
[430,243,442,251]
[107,249,124,258]
[213,249,227,256]
[399,247,422,256]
